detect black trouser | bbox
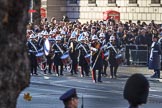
[103,60,108,75]
[110,66,118,77]
[81,64,90,76]
[44,56,53,74]
[154,69,160,78]
[71,62,77,75]
[92,69,102,82]
[55,65,63,75]
[29,54,37,75]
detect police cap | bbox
[60,88,78,102]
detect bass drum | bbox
[44,39,50,56]
[60,53,72,65]
[60,53,72,73]
[36,52,47,71]
[84,54,91,64]
[104,51,110,58]
[115,53,124,65]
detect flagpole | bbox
[30,0,33,23]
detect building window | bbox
[129,0,137,4]
[108,0,116,3]
[151,0,160,4]
[69,0,77,4]
[88,0,96,4]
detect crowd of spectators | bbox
[27,17,162,65]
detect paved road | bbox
[17,66,162,108]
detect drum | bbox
[115,53,124,65]
[44,39,50,56]
[36,52,47,70]
[60,53,72,65]
[84,54,91,64]
[104,51,110,58]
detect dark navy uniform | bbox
[158,36,162,71]
[91,41,103,83]
[53,42,66,76]
[107,35,119,78]
[68,41,79,75]
[78,42,90,77]
[27,37,38,75]
[44,38,56,74]
[99,33,108,76]
[102,47,109,76]
[149,37,162,78]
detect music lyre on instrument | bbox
[70,42,74,53]
[44,38,50,56]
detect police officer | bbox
[77,35,90,77]
[149,34,162,78]
[123,73,149,108]
[60,88,79,108]
[53,35,66,76]
[108,35,119,78]
[158,32,162,71]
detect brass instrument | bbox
[70,41,74,53]
[91,41,101,55]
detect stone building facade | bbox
[41,0,162,24]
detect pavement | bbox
[30,65,162,85]
[17,65,162,108]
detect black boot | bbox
[110,66,113,78]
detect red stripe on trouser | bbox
[42,64,45,69]
[91,70,94,80]
[75,64,78,72]
[53,64,55,72]
[80,67,83,75]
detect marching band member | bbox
[61,30,68,45]
[149,35,162,78]
[53,35,66,76]
[43,31,56,75]
[68,33,79,75]
[91,35,103,83]
[77,35,90,77]
[40,25,51,40]
[27,34,38,75]
[99,33,108,76]
[107,35,119,79]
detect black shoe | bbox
[71,73,73,76]
[114,75,117,78]
[48,72,52,74]
[98,80,103,83]
[34,73,38,75]
[151,74,158,78]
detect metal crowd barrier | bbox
[125,45,149,66]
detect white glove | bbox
[104,45,107,49]
[91,47,98,52]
